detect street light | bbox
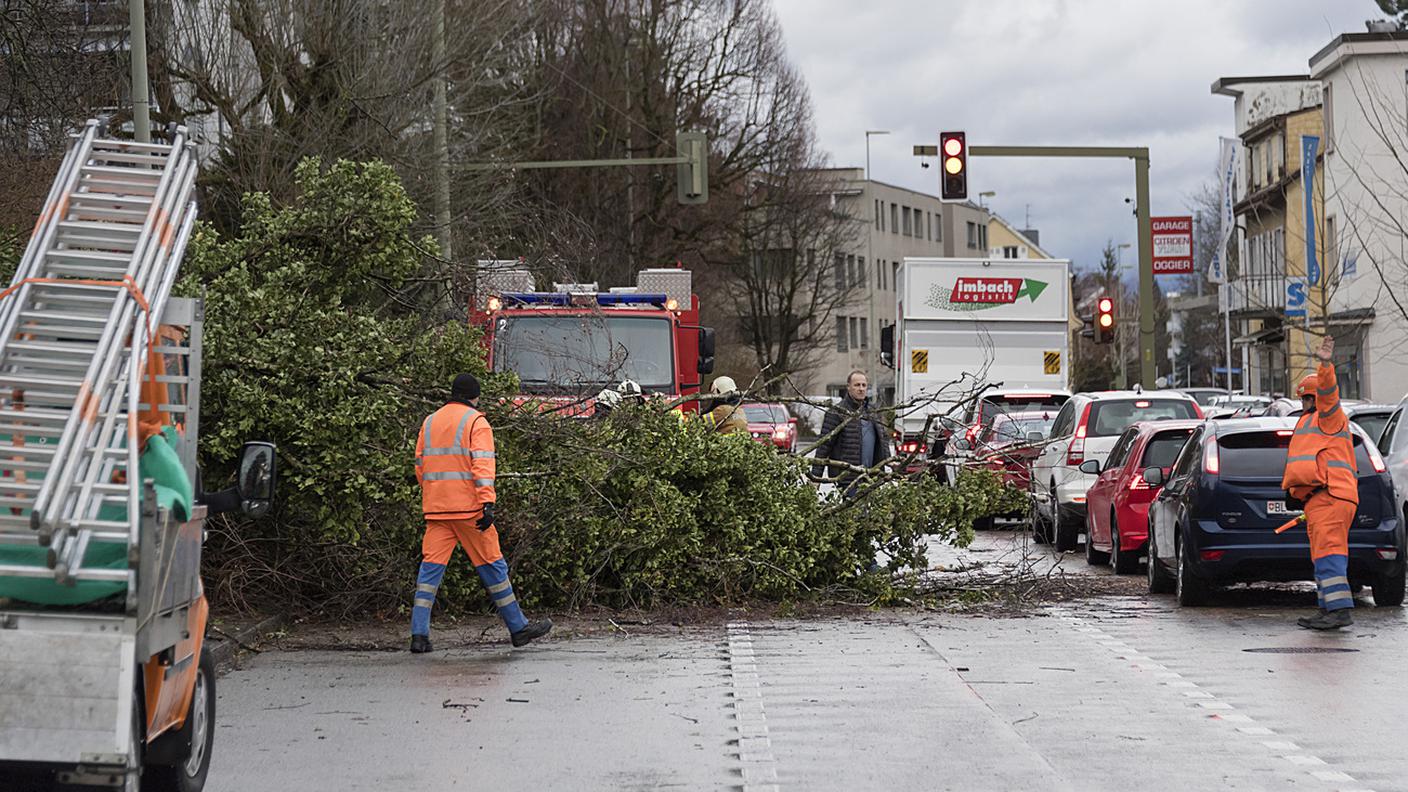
[865,130,890,181]
[978,190,996,209]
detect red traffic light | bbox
[1095,297,1116,344]
[1098,313,1114,328]
[1097,297,1114,313]
[940,131,967,201]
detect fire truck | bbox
[471,264,716,411]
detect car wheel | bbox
[1371,563,1406,607]
[1147,525,1174,594]
[1032,489,1053,544]
[1110,515,1140,575]
[1084,511,1109,565]
[144,647,216,792]
[1174,530,1211,607]
[1053,493,1080,553]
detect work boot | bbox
[510,619,553,647]
[410,634,433,653]
[1297,609,1353,630]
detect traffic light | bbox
[676,131,709,205]
[940,131,967,201]
[1096,296,1116,344]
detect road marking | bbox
[1059,611,1370,790]
[727,621,780,788]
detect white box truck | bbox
[889,257,1072,460]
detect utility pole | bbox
[431,0,452,261]
[128,0,150,143]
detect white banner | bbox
[1210,137,1236,285]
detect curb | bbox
[208,613,286,671]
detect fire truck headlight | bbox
[665,298,680,312]
[487,297,502,312]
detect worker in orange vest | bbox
[410,374,551,652]
[1282,335,1358,630]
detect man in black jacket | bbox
[812,370,891,496]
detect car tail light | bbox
[1203,441,1220,475]
[1276,430,1294,437]
[1066,403,1092,465]
[899,440,928,455]
[1200,550,1225,561]
[1366,440,1388,473]
[1378,549,1399,560]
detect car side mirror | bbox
[953,439,972,452]
[237,441,278,518]
[1142,467,1165,487]
[697,327,716,375]
[1026,431,1045,444]
[1078,459,1101,475]
[788,417,798,427]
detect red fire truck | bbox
[471,264,716,411]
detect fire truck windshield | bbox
[493,315,675,391]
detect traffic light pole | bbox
[967,145,1155,387]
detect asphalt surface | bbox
[209,532,1406,792]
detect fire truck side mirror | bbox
[879,325,895,369]
[698,327,716,374]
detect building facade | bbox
[988,214,1052,260]
[795,169,989,403]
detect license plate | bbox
[1267,500,1295,515]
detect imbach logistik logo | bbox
[926,277,1049,312]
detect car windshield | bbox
[1352,413,1390,443]
[1087,399,1198,437]
[990,414,1055,442]
[1191,391,1225,406]
[743,405,778,423]
[494,315,674,391]
[981,395,1068,424]
[1218,431,1374,478]
[1140,429,1194,468]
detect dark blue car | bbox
[1145,417,1405,606]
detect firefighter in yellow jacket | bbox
[1283,335,1358,630]
[409,374,551,652]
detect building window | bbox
[892,261,900,291]
[878,200,885,231]
[901,207,911,236]
[891,203,898,234]
[856,256,866,286]
[874,200,881,230]
[834,253,846,290]
[849,317,859,350]
[836,316,848,352]
[936,213,942,242]
[1324,83,1334,153]
[966,221,977,248]
[860,318,869,350]
[927,212,932,241]
[876,258,883,290]
[978,224,988,249]
[1003,245,1019,259]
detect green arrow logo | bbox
[1016,279,1048,302]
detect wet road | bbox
[209,533,1407,792]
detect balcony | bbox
[1224,275,1286,318]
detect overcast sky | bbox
[771,0,1377,271]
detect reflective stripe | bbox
[1287,454,1318,464]
[452,409,477,449]
[1294,424,1350,439]
[1320,575,1350,589]
[1319,408,1339,420]
[1323,590,1354,603]
[421,448,464,457]
[416,583,438,595]
[1318,386,1336,396]
[486,580,511,594]
[412,598,434,609]
[471,451,496,459]
[422,414,435,446]
[493,592,518,608]
[423,471,475,481]
[1327,460,1357,472]
[474,478,494,487]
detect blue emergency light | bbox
[500,292,669,308]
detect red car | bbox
[1081,420,1202,573]
[972,411,1057,490]
[742,403,797,452]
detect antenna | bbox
[1025,203,1031,227]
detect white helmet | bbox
[710,375,738,395]
[596,388,622,409]
[618,379,644,401]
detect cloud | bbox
[772,0,1373,269]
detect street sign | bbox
[911,349,929,374]
[1151,215,1193,275]
[1285,276,1308,318]
[1043,350,1061,375]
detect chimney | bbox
[1021,228,1041,246]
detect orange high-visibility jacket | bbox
[415,402,497,519]
[1282,362,1358,504]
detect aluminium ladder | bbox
[0,119,198,589]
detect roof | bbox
[1311,31,1408,71]
[1075,389,1197,402]
[1210,75,1313,97]
[1208,416,1298,434]
[988,213,1054,258]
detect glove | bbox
[476,502,496,531]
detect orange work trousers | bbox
[422,518,505,567]
[1305,491,1355,561]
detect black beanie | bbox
[451,373,481,402]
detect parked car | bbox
[941,389,1071,483]
[1208,394,1273,413]
[1145,417,1404,606]
[1346,403,1396,445]
[741,402,797,452]
[963,411,1058,527]
[1030,390,1203,551]
[1177,387,1229,407]
[1081,420,1201,573]
[1377,397,1408,530]
[1262,397,1301,418]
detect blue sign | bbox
[1212,367,1244,375]
[1285,276,1308,318]
[1302,135,1320,286]
[1343,250,1358,280]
